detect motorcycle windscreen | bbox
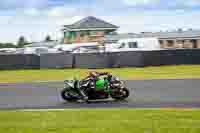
[95,79,106,91]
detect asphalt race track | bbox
[0,79,200,110]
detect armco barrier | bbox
[0,49,200,69]
[25,54,40,68]
[185,49,200,64]
[109,51,145,68]
[0,54,39,69]
[73,51,145,69]
[73,53,111,68]
[40,53,73,68]
[143,49,200,66]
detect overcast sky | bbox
[0,0,200,43]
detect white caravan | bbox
[20,47,59,55]
[53,42,102,53]
[105,37,161,52]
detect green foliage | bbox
[0,43,17,48]
[17,36,28,48]
[45,35,52,42]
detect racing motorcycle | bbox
[60,74,130,102]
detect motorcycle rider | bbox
[79,71,110,102]
[85,71,109,81]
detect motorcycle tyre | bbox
[111,88,130,100]
[61,89,79,102]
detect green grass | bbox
[0,65,200,83]
[0,109,200,133]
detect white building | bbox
[105,37,161,52]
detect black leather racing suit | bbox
[79,72,109,101]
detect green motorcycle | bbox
[61,74,130,102]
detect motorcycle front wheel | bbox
[111,87,130,100]
[61,89,79,102]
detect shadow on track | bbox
[61,99,129,104]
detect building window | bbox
[159,40,163,44]
[64,32,69,37]
[128,42,138,48]
[65,31,73,39]
[176,40,184,44]
[167,40,174,47]
[105,30,112,35]
[89,31,104,37]
[80,32,85,37]
[191,39,197,48]
[90,31,97,36]
[81,31,90,36]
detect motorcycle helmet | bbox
[89,71,98,77]
[112,76,120,82]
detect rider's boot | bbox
[79,89,88,102]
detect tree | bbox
[0,43,17,48]
[17,36,28,48]
[178,28,183,32]
[45,35,52,42]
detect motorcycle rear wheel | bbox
[61,89,79,102]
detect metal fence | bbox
[0,54,39,69]
[40,53,73,68]
[109,51,144,68]
[73,53,111,68]
[143,49,200,66]
[0,49,200,69]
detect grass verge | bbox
[0,109,200,133]
[0,65,200,83]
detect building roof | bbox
[103,30,200,42]
[64,16,119,31]
[138,30,200,39]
